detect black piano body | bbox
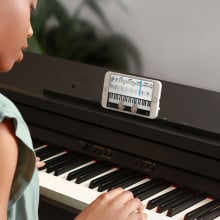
[0,52,220,218]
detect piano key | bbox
[172,199,212,220]
[37,148,64,160]
[143,185,214,220]
[46,153,78,173]
[139,184,214,220]
[135,182,171,201]
[35,145,63,158]
[167,193,207,217]
[140,186,176,210]
[38,152,68,170]
[97,170,136,192]
[34,144,47,150]
[67,161,109,181]
[35,145,51,154]
[197,206,220,220]
[54,156,92,176]
[147,187,186,209]
[157,191,195,213]
[76,164,114,184]
[42,151,70,164]
[103,172,144,192]
[33,139,47,149]
[88,168,128,189]
[107,174,145,191]
[184,199,220,220]
[129,179,163,195]
[47,159,76,173]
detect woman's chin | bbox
[16,51,24,63]
[0,63,14,73]
[0,52,24,73]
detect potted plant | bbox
[28,0,142,72]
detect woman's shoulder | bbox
[0,93,23,122]
[0,93,33,147]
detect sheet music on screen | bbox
[107,74,153,116]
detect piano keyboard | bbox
[35,143,220,220]
[108,92,151,108]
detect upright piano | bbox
[0,52,220,220]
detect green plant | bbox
[27,0,142,72]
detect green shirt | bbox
[0,93,39,220]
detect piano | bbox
[0,52,220,220]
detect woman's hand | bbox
[35,157,45,169]
[75,188,147,220]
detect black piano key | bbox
[43,152,69,164]
[129,179,162,195]
[33,139,47,149]
[37,148,64,160]
[46,154,78,173]
[67,162,108,181]
[35,146,50,155]
[157,191,194,213]
[35,145,60,157]
[167,193,207,217]
[197,206,220,220]
[48,159,77,173]
[54,156,92,176]
[184,199,220,220]
[100,172,141,192]
[89,168,129,189]
[147,187,186,210]
[108,174,145,191]
[46,157,73,172]
[97,170,135,192]
[76,164,113,184]
[38,152,70,170]
[135,182,171,201]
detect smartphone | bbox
[101,71,162,119]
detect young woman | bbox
[0,0,147,220]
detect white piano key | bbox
[35,144,48,151]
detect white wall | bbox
[62,0,220,92]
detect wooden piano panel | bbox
[39,196,79,220]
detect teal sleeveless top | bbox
[0,93,39,220]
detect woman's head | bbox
[0,0,37,72]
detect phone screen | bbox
[107,74,154,116]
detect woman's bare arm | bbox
[0,119,18,220]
